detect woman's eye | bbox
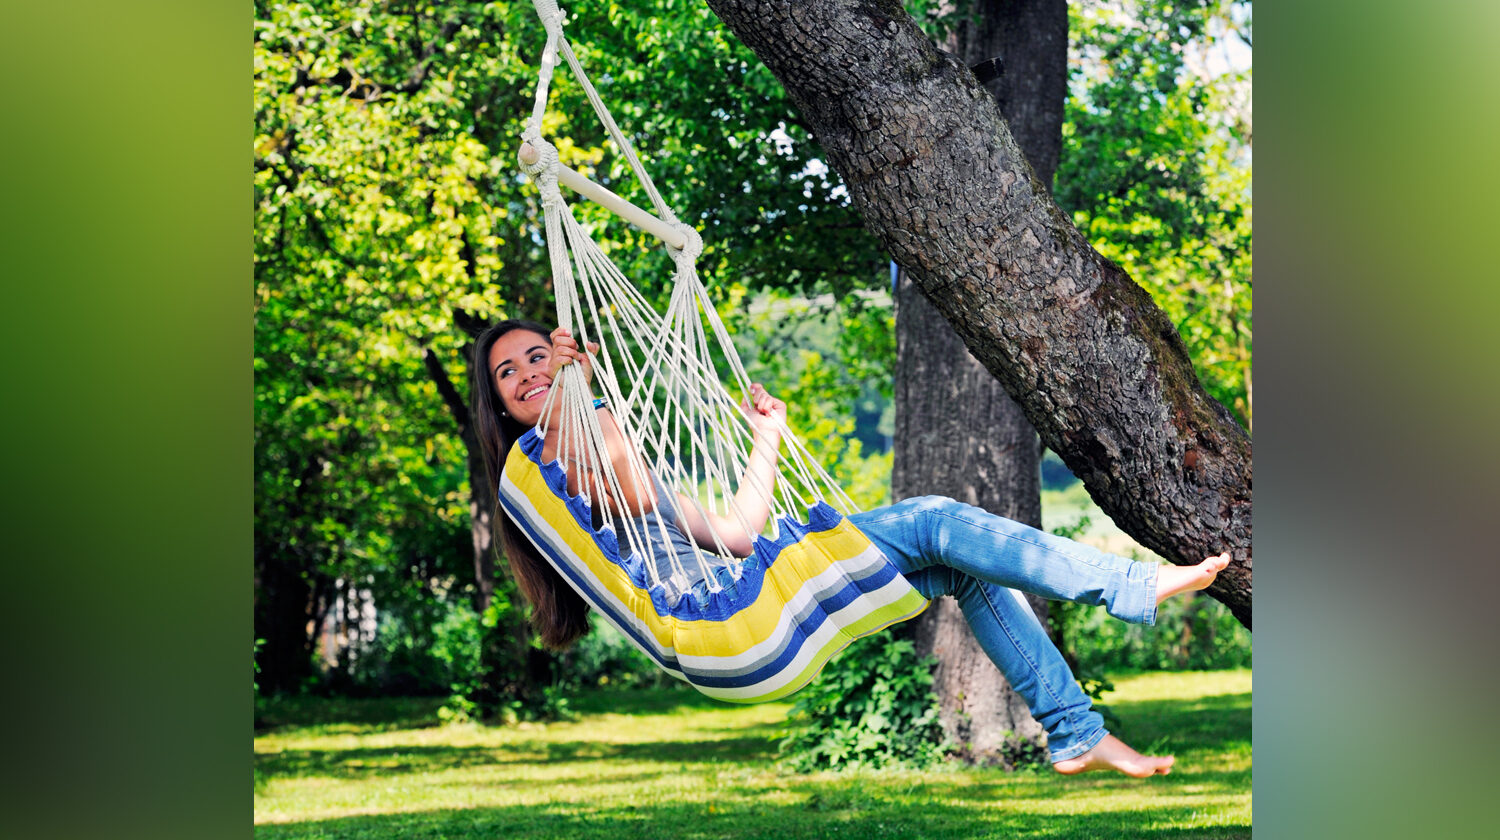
[498,368,514,379]
[531,353,547,363]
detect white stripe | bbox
[501,469,917,690]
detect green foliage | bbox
[254,638,265,694]
[1058,0,1252,426]
[1047,508,1250,673]
[347,598,483,696]
[730,289,898,510]
[779,636,947,771]
[997,732,1052,772]
[558,614,670,691]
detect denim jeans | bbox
[850,495,1160,762]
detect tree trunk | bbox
[252,543,319,694]
[896,0,1065,765]
[705,0,1251,626]
[896,275,1052,762]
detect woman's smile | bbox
[519,382,550,401]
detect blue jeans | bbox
[850,495,1160,762]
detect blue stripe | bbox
[498,490,684,676]
[503,433,922,693]
[681,573,906,688]
[516,428,859,623]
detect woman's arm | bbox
[672,384,787,557]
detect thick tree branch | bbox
[705,0,1251,626]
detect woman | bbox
[473,319,1231,778]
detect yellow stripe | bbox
[504,449,928,678]
[506,451,912,656]
[703,592,931,703]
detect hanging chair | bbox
[499,0,928,703]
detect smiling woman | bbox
[471,319,594,650]
[467,316,1230,778]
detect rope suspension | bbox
[515,0,857,599]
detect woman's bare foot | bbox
[1156,551,1231,606]
[1053,734,1175,778]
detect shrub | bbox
[779,635,947,771]
[352,598,482,696]
[1045,514,1251,674]
[559,614,668,690]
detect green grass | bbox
[254,669,1250,839]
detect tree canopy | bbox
[254,0,1251,694]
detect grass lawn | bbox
[255,669,1250,839]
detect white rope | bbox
[518,3,864,604]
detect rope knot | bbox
[672,223,703,262]
[520,135,560,178]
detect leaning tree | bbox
[704,0,1252,626]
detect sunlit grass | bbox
[255,669,1249,838]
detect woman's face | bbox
[487,329,554,428]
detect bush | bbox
[779,635,947,771]
[558,614,669,691]
[1055,588,1251,673]
[343,597,483,696]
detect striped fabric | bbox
[498,429,930,703]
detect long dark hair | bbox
[472,319,591,649]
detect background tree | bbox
[894,0,1067,765]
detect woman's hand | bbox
[741,383,787,436]
[548,327,600,387]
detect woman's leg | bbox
[852,495,1159,625]
[855,505,1175,774]
[893,563,1106,763]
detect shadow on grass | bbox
[565,684,738,716]
[255,695,448,734]
[257,734,782,780]
[256,684,1249,838]
[257,685,737,735]
[255,796,1249,840]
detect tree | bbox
[894,0,1068,765]
[703,0,1252,626]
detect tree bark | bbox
[705,0,1251,626]
[896,276,1051,762]
[896,0,1065,765]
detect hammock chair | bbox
[500,0,928,703]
